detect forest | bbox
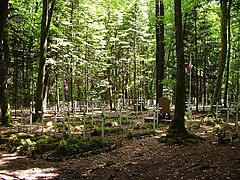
[0,0,240,179]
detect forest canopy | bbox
[0,0,240,125]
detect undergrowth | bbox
[0,133,116,159]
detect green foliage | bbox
[127,129,155,140]
[187,123,201,130]
[4,134,111,159]
[32,136,58,157]
[202,117,216,126]
[6,133,36,153]
[214,124,239,144]
[91,127,123,136]
[3,0,240,125]
[52,138,108,158]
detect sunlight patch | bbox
[0,153,20,166]
[0,168,59,180]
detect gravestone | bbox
[159,97,171,119]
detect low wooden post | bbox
[119,106,122,126]
[54,105,57,134]
[20,105,23,132]
[156,103,160,124]
[153,105,156,131]
[30,110,32,134]
[101,103,105,138]
[136,101,138,120]
[72,103,75,126]
[39,111,43,135]
[216,102,219,121]
[227,102,230,124]
[67,107,71,136]
[63,108,65,133]
[83,111,86,140]
[91,102,94,125]
[126,102,129,122]
[236,102,239,132]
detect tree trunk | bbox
[43,65,51,112]
[13,56,19,118]
[210,0,228,113]
[107,66,113,111]
[156,0,165,104]
[35,0,55,121]
[168,0,187,134]
[70,1,74,112]
[224,0,232,108]
[0,0,11,126]
[194,7,199,112]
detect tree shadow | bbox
[0,152,62,179]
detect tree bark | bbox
[156,0,165,104]
[70,1,74,112]
[168,0,187,133]
[35,0,55,121]
[0,0,11,126]
[210,0,228,113]
[43,65,51,112]
[224,0,232,108]
[194,7,199,112]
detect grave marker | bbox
[159,97,171,119]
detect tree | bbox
[34,0,56,121]
[224,0,232,108]
[0,0,11,126]
[156,0,165,104]
[168,0,187,133]
[210,0,228,113]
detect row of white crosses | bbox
[214,101,239,132]
[19,102,44,134]
[18,99,149,135]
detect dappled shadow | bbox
[0,153,60,179]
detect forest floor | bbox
[1,112,240,180]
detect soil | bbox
[1,113,240,180]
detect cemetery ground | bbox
[0,107,240,179]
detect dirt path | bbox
[1,134,240,180]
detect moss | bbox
[159,132,204,146]
[2,103,12,126]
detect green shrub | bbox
[187,123,201,130]
[203,117,216,126]
[127,129,155,139]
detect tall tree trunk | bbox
[210,0,228,113]
[14,56,19,118]
[43,66,51,112]
[194,7,199,112]
[107,69,113,111]
[0,0,11,126]
[203,54,207,111]
[156,0,165,104]
[224,0,232,108]
[70,1,74,112]
[169,0,187,133]
[35,0,55,121]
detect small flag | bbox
[63,79,68,101]
[187,59,194,73]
